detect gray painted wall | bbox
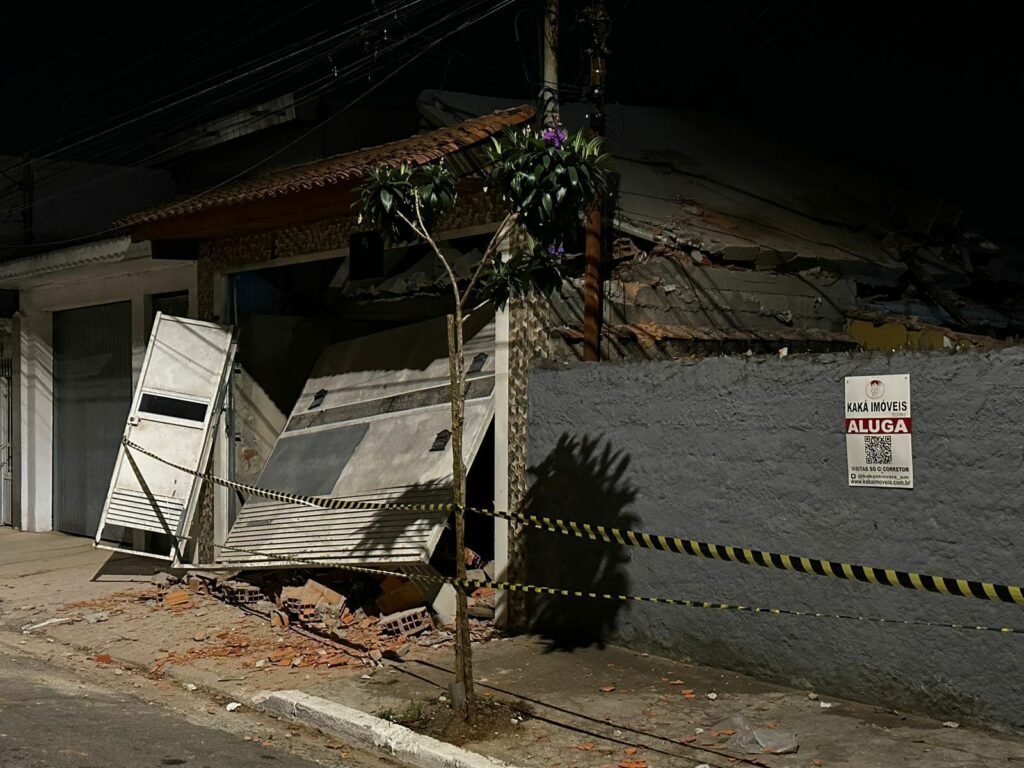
[524,349,1024,728]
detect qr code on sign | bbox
[865,435,893,464]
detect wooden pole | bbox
[582,0,608,362]
[583,205,602,361]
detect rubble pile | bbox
[192,565,502,665]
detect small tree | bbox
[358,125,606,722]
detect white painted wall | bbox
[13,255,196,532]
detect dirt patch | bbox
[378,696,532,746]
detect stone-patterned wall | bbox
[505,288,553,626]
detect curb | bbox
[254,690,518,768]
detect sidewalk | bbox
[3,527,1024,768]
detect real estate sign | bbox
[844,374,913,489]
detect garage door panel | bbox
[96,313,234,559]
[222,312,494,568]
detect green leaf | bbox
[380,187,393,212]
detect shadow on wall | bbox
[524,434,639,652]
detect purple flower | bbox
[547,243,565,257]
[542,126,568,148]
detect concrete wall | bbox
[14,255,195,532]
[525,349,1024,728]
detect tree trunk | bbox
[447,313,476,722]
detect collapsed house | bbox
[4,90,1023,721]
[417,90,1024,360]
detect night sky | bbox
[1,2,1020,226]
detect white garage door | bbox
[220,311,494,568]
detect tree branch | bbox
[461,212,517,309]
[401,192,462,313]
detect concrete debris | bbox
[819,701,835,709]
[220,581,262,606]
[467,596,495,620]
[183,683,198,692]
[225,702,242,712]
[706,692,719,700]
[943,721,960,729]
[431,583,458,627]
[135,569,505,674]
[420,630,455,647]
[83,611,109,624]
[22,616,77,632]
[379,607,433,637]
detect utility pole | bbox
[540,0,559,127]
[581,0,608,361]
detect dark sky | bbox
[1,1,1021,224]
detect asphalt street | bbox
[0,651,333,768]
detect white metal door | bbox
[221,312,495,568]
[95,313,234,561]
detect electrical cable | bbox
[0,0,518,249]
[0,0,433,175]
[10,0,493,219]
[18,0,465,184]
[5,0,462,215]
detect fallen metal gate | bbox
[220,312,495,568]
[95,313,234,562]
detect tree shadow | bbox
[523,434,639,652]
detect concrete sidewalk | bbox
[3,528,1024,768]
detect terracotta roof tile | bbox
[119,105,534,227]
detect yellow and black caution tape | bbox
[209,540,1024,635]
[124,438,1024,606]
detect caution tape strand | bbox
[123,438,1024,607]
[210,541,1024,635]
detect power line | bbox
[2,0,445,207]
[0,0,517,250]
[11,0,482,219]
[0,0,430,175]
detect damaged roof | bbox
[118,105,534,228]
[418,90,1024,336]
[419,91,907,282]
